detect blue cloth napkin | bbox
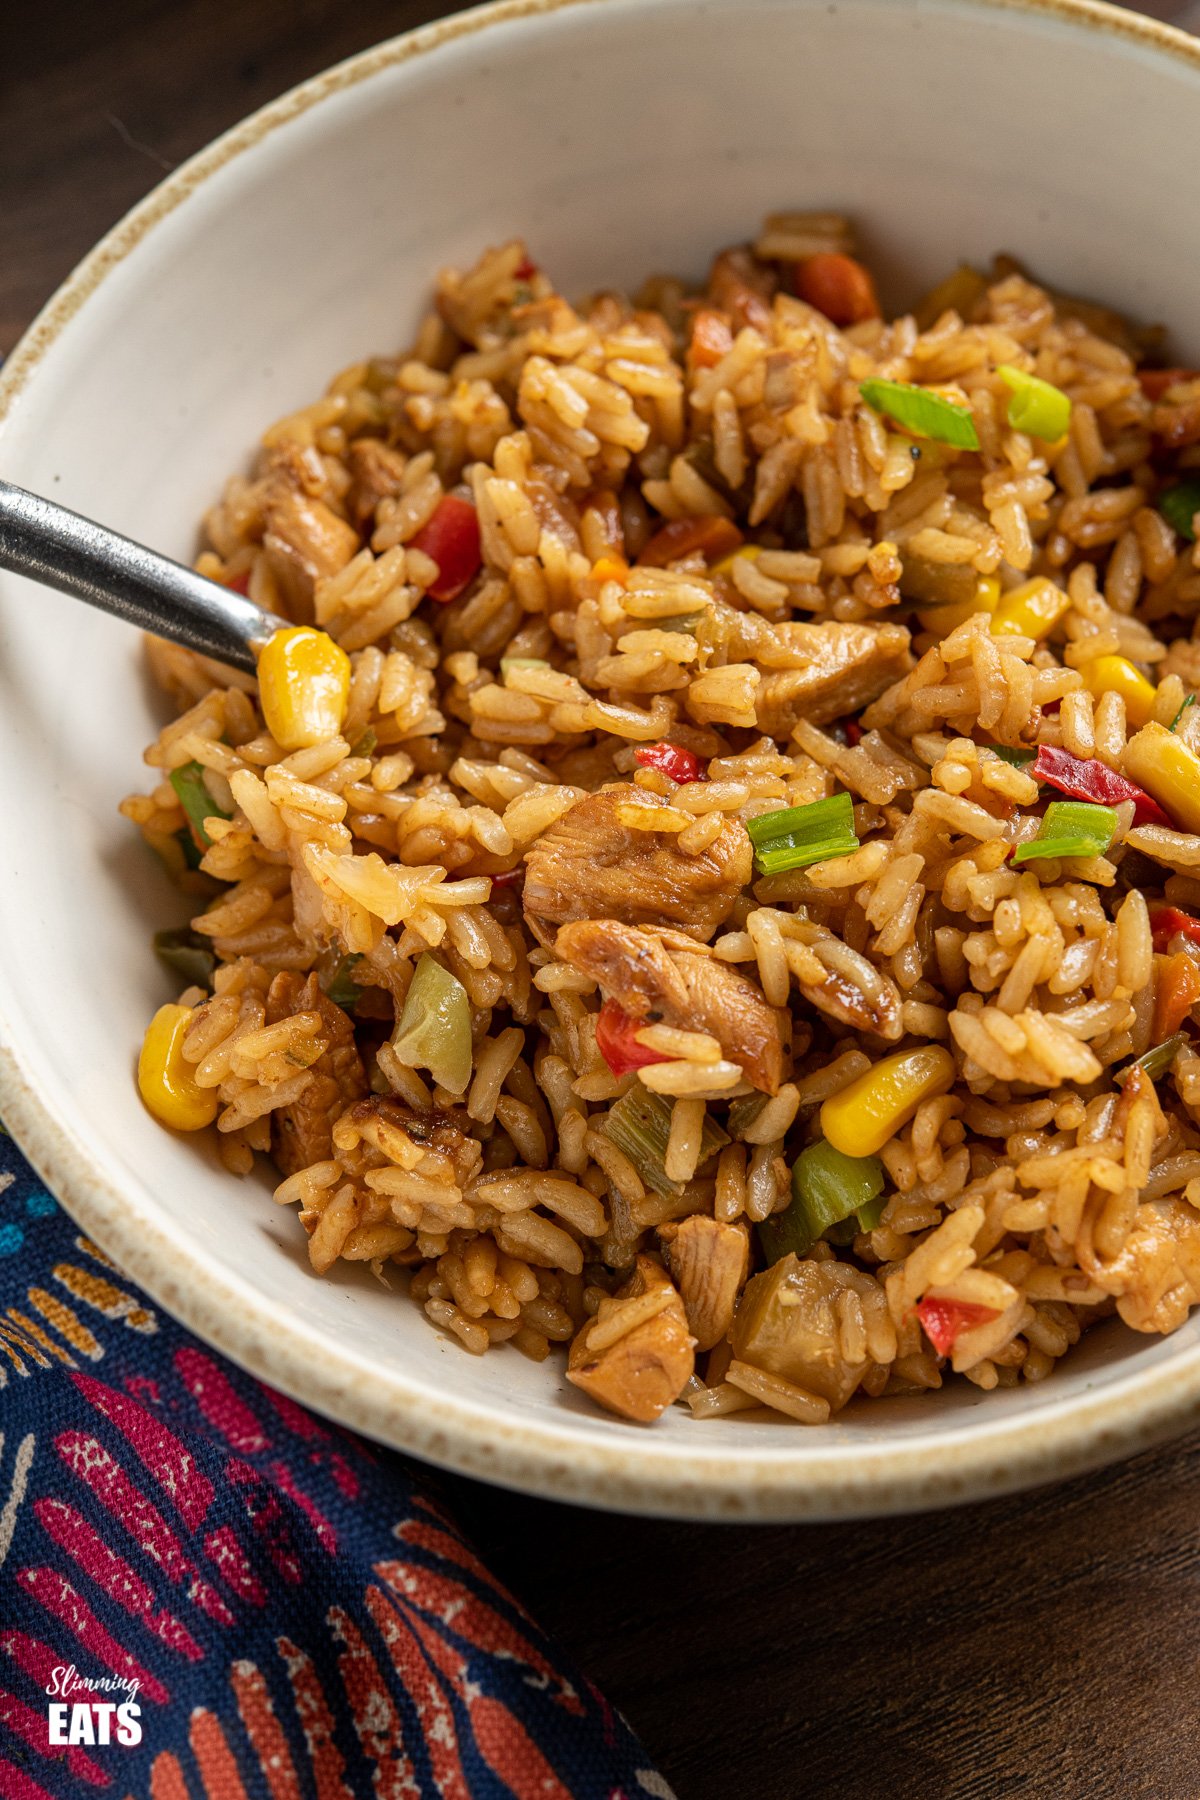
[0,1128,668,1799]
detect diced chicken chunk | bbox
[567,1255,695,1423]
[660,1215,750,1350]
[344,439,409,529]
[262,461,360,607]
[706,246,777,334]
[730,1253,868,1412]
[265,972,368,1175]
[523,786,752,946]
[556,917,786,1093]
[1088,1196,1200,1335]
[702,607,912,737]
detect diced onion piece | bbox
[391,953,472,1095]
[820,1047,955,1158]
[858,378,980,450]
[996,364,1072,440]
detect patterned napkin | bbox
[0,1129,668,1799]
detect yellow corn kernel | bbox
[820,1046,956,1158]
[590,555,629,586]
[712,544,763,576]
[990,577,1070,641]
[1082,654,1156,729]
[1123,721,1200,833]
[257,626,351,751]
[137,1004,217,1132]
[917,573,1000,637]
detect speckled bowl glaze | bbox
[4,0,1200,1519]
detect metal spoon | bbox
[0,479,281,675]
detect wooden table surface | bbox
[7,4,1200,1794]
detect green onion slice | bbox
[746,791,859,876]
[989,745,1036,767]
[859,379,980,450]
[351,727,377,758]
[602,1087,729,1198]
[1012,799,1118,865]
[759,1140,886,1264]
[391,954,473,1095]
[1171,694,1198,733]
[322,953,365,1011]
[169,760,231,848]
[1117,1032,1188,1087]
[153,927,216,992]
[1160,481,1200,543]
[997,365,1072,440]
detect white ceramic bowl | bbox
[5,0,1200,1520]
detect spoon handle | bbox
[0,480,280,676]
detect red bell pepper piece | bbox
[1139,368,1200,402]
[224,569,251,596]
[594,1000,670,1078]
[633,742,707,784]
[792,253,881,327]
[488,867,524,889]
[1032,744,1171,829]
[638,515,743,568]
[1150,906,1200,954]
[917,1295,1001,1357]
[1154,951,1200,1040]
[410,495,482,602]
[842,719,862,747]
[687,307,735,372]
[513,255,538,281]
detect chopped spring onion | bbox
[1171,694,1197,733]
[602,1087,730,1198]
[169,760,231,848]
[351,727,377,758]
[997,364,1072,440]
[989,745,1036,767]
[322,953,365,1011]
[1160,480,1200,542]
[391,953,472,1094]
[1012,799,1117,865]
[859,379,980,450]
[746,791,859,876]
[1117,1032,1188,1086]
[758,1139,886,1264]
[153,926,216,992]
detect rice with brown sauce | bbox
[124,213,1200,1426]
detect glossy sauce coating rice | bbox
[125,214,1200,1425]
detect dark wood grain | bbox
[7,5,1200,1795]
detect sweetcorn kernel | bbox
[820,1046,956,1157]
[138,1004,218,1132]
[257,626,351,751]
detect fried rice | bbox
[123,212,1200,1427]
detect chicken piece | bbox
[261,458,360,609]
[701,606,912,737]
[566,1255,695,1423]
[660,1215,750,1351]
[265,972,368,1176]
[523,786,752,947]
[706,246,777,334]
[556,917,786,1093]
[344,439,409,529]
[731,1254,869,1412]
[1082,1196,1200,1335]
[791,926,904,1042]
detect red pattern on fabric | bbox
[363,1586,471,1800]
[202,1527,267,1607]
[174,1351,271,1454]
[229,1661,304,1800]
[274,1636,355,1800]
[0,1682,109,1786]
[72,1375,213,1531]
[327,1605,418,1798]
[33,1499,204,1660]
[15,1567,168,1704]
